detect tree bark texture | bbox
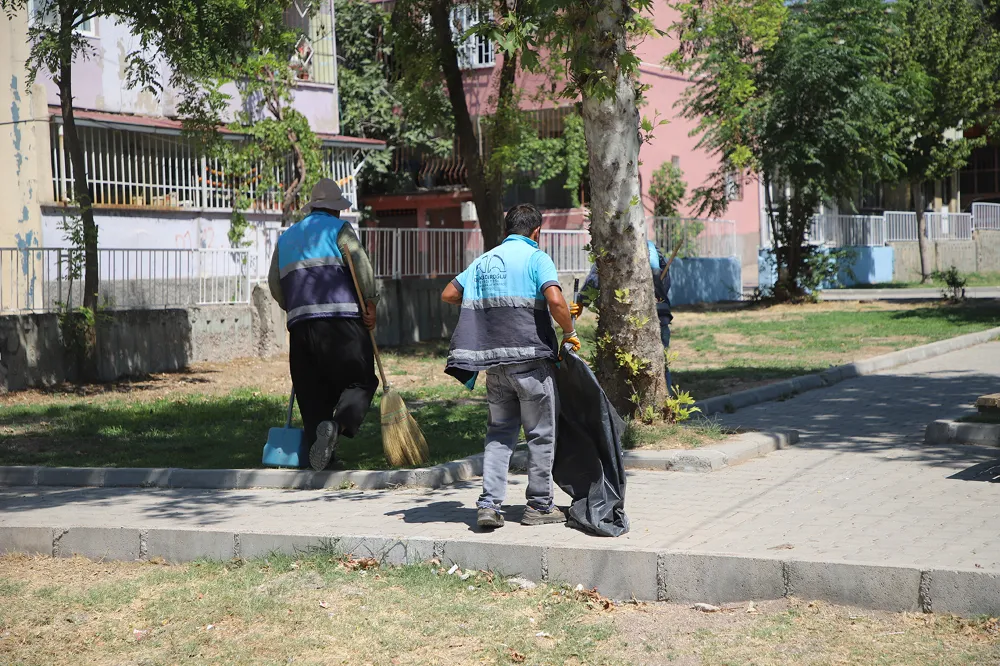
[572,0,666,417]
[58,32,98,312]
[912,181,933,282]
[428,0,504,248]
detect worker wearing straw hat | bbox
[441,204,580,530]
[268,178,379,471]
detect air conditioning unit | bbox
[461,201,478,222]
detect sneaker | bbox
[521,506,566,526]
[477,507,505,529]
[308,421,339,471]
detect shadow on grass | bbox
[0,390,488,471]
[888,302,1000,327]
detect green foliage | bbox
[664,387,700,424]
[932,265,968,301]
[649,162,687,218]
[895,0,1000,184]
[673,0,911,300]
[335,0,452,184]
[800,247,856,299]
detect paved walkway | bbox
[821,286,1000,301]
[2,343,999,575]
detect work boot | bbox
[477,507,504,529]
[308,420,339,471]
[521,506,566,526]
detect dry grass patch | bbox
[611,598,1000,666]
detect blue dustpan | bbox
[262,388,307,468]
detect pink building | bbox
[362,0,761,284]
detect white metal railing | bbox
[925,212,974,241]
[0,247,252,313]
[809,214,886,247]
[355,228,590,279]
[972,202,1000,231]
[49,123,359,213]
[651,217,739,258]
[884,211,918,242]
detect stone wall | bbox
[0,284,287,391]
[890,233,1000,281]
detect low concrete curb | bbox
[2,525,996,616]
[696,326,1000,416]
[0,432,798,491]
[925,419,1000,447]
[623,430,798,473]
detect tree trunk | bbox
[912,180,933,282]
[428,0,504,248]
[572,0,666,418]
[58,46,98,312]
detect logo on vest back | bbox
[475,254,507,290]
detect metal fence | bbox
[49,123,360,213]
[809,215,886,247]
[972,203,1000,231]
[651,217,739,258]
[925,212,974,241]
[884,211,918,242]
[0,247,252,313]
[357,228,591,279]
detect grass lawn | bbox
[1,553,997,666]
[1,300,997,470]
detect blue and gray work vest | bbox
[445,235,561,383]
[276,211,360,329]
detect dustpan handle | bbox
[342,244,391,389]
[286,387,296,428]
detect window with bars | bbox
[285,0,337,85]
[26,0,94,35]
[48,122,360,212]
[450,5,494,69]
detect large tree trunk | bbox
[912,180,933,282]
[428,0,504,248]
[572,0,666,417]
[58,47,98,312]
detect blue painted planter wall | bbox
[758,246,894,290]
[668,257,742,306]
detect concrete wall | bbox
[890,234,1000,282]
[1,11,50,307]
[0,284,286,391]
[669,257,742,306]
[839,246,893,286]
[374,277,460,347]
[758,246,894,290]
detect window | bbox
[284,0,337,85]
[450,5,494,69]
[725,171,743,201]
[27,0,95,35]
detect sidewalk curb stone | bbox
[0,431,799,492]
[924,419,1000,447]
[3,525,997,616]
[696,326,1000,416]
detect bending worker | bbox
[571,239,673,387]
[268,178,379,471]
[441,204,580,530]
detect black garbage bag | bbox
[552,347,630,537]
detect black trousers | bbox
[289,317,379,442]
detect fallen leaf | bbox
[507,648,526,663]
[693,603,721,613]
[768,543,795,550]
[132,629,150,642]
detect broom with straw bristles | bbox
[343,247,429,467]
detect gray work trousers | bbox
[477,359,558,512]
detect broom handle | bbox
[286,387,296,428]
[660,242,682,282]
[342,245,390,389]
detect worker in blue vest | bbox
[268,178,379,471]
[571,240,673,389]
[441,204,580,530]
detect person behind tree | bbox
[571,240,673,388]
